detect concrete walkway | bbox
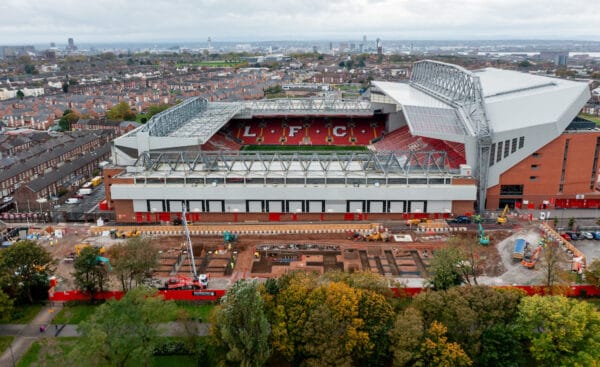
[0,304,61,367]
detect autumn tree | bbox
[16,89,25,100]
[539,242,571,293]
[584,258,600,287]
[420,321,472,367]
[517,295,600,367]
[68,286,177,367]
[0,240,55,303]
[72,246,108,302]
[411,286,524,365]
[107,101,136,121]
[212,280,271,367]
[107,237,159,291]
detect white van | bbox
[66,198,80,205]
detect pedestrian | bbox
[55,324,58,330]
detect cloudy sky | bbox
[0,0,598,44]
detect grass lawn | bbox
[579,114,600,124]
[242,145,369,152]
[0,304,44,324]
[52,303,98,324]
[174,302,215,322]
[16,337,218,367]
[0,336,14,355]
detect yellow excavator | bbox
[497,204,509,224]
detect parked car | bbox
[451,216,471,224]
[2,196,13,203]
[593,232,600,240]
[581,232,594,240]
[560,233,571,241]
[566,232,579,240]
[66,198,80,205]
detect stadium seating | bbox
[201,131,242,151]
[231,117,385,146]
[373,125,466,169]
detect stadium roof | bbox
[373,66,589,137]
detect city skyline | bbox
[0,0,598,44]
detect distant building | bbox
[66,37,77,52]
[538,51,569,66]
[0,45,35,58]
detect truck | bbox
[78,188,92,196]
[91,176,103,187]
[513,238,527,260]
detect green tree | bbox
[107,237,159,291]
[584,259,600,287]
[426,246,464,290]
[24,64,36,74]
[0,289,14,321]
[72,246,108,302]
[16,89,24,100]
[388,307,424,367]
[212,280,271,367]
[146,103,171,119]
[0,240,54,303]
[68,286,177,367]
[62,82,69,93]
[107,101,136,121]
[517,295,600,367]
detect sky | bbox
[0,0,598,44]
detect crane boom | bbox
[181,202,197,278]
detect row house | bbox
[0,131,112,197]
[14,143,111,207]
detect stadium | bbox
[106,60,592,223]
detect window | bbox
[519,136,524,149]
[511,138,517,153]
[532,152,540,158]
[504,140,510,158]
[531,164,538,170]
[500,185,523,195]
[496,141,503,162]
[489,143,495,166]
[530,176,537,181]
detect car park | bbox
[560,233,571,241]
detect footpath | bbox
[0,304,210,366]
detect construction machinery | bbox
[478,223,490,246]
[366,230,390,242]
[75,243,105,256]
[513,238,527,260]
[110,228,141,239]
[497,205,509,224]
[223,231,238,243]
[96,256,112,271]
[161,274,206,290]
[180,202,209,289]
[521,246,542,269]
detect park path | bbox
[0,304,210,366]
[0,303,61,366]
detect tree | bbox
[16,89,24,100]
[72,246,108,302]
[0,240,54,303]
[212,280,271,367]
[107,237,159,291]
[388,307,424,367]
[24,64,36,74]
[584,259,600,287]
[420,321,472,367]
[0,289,14,321]
[68,286,177,367]
[146,103,171,119]
[539,242,571,293]
[58,110,80,131]
[517,295,600,367]
[425,246,465,290]
[411,286,525,365]
[107,101,136,121]
[62,82,69,93]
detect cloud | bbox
[0,0,597,44]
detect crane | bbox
[497,204,509,224]
[478,223,490,246]
[181,202,197,279]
